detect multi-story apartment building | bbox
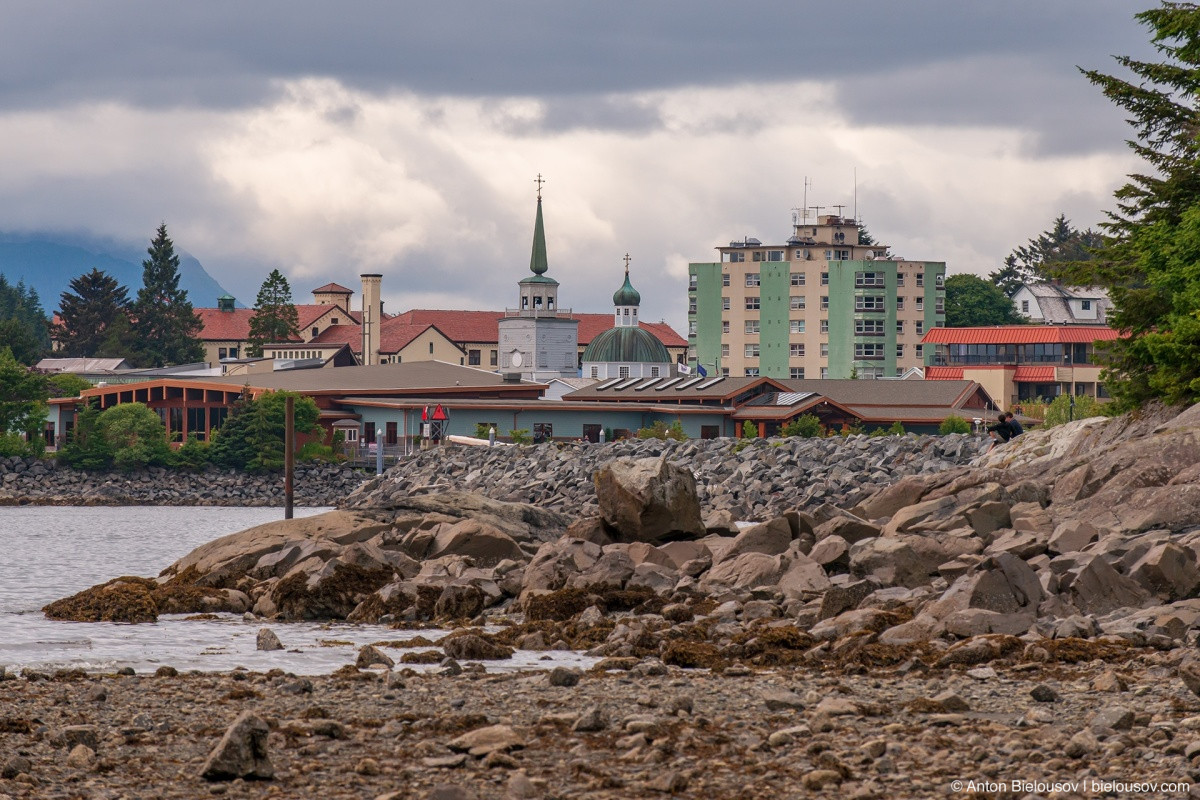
[687,214,945,379]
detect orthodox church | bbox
[581,256,674,380]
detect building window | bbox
[855,343,885,360]
[916,321,925,335]
[820,367,829,379]
[721,368,730,377]
[745,273,760,287]
[820,296,829,310]
[790,295,805,310]
[916,297,924,311]
[897,273,905,286]
[855,295,885,312]
[619,366,630,378]
[821,272,829,285]
[689,274,698,288]
[651,367,660,377]
[218,348,228,360]
[722,321,730,333]
[429,342,434,354]
[1022,300,1030,312]
[688,301,697,314]
[895,297,905,310]
[722,297,730,311]
[820,343,829,357]
[915,345,924,359]
[229,347,239,359]
[745,297,760,310]
[745,320,760,334]
[916,273,924,287]
[790,319,805,334]
[752,251,763,262]
[590,366,599,378]
[896,320,904,334]
[490,350,498,366]
[721,344,730,357]
[855,318,885,335]
[820,319,829,334]
[311,326,319,337]
[468,349,481,365]
[745,367,760,377]
[1081,300,1092,311]
[833,249,850,260]
[897,344,905,358]
[855,271,885,287]
[791,272,805,286]
[727,251,745,263]
[790,343,805,357]
[935,273,944,287]
[935,298,944,314]
[859,366,884,379]
[790,367,805,379]
[331,318,339,325]
[744,344,760,358]
[722,273,731,286]
[688,322,697,336]
[386,421,398,445]
[767,250,784,261]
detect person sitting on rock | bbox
[1004,411,1024,438]
[986,413,1011,449]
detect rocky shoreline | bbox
[0,457,369,507]
[16,403,1200,797]
[1,656,1198,799]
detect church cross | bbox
[534,173,546,199]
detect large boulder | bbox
[1129,543,1200,601]
[593,457,704,543]
[200,712,273,782]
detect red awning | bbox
[1013,366,1056,382]
[924,366,963,380]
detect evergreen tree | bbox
[0,275,49,364]
[943,274,1025,327]
[856,223,876,246]
[208,390,257,469]
[247,269,300,357]
[0,347,48,436]
[129,223,204,367]
[1009,215,1103,282]
[54,268,132,358]
[1074,4,1200,406]
[57,403,112,470]
[989,255,1027,298]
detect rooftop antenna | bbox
[853,168,858,223]
[809,205,825,221]
[832,204,846,219]
[802,176,812,222]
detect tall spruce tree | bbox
[54,268,133,358]
[0,275,49,364]
[247,269,300,357]
[1074,3,1200,406]
[129,223,204,367]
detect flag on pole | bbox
[677,362,692,375]
[697,365,708,377]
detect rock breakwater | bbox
[0,456,368,507]
[350,432,988,521]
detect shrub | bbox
[0,431,30,457]
[208,390,321,472]
[509,428,532,445]
[1042,394,1110,427]
[171,435,211,470]
[868,427,888,437]
[97,402,172,471]
[888,421,906,436]
[57,404,112,470]
[780,414,823,438]
[840,422,864,437]
[637,420,687,441]
[297,441,341,462]
[742,421,757,439]
[474,423,491,439]
[938,415,971,435]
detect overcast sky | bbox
[0,1,1157,332]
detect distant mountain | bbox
[0,232,238,313]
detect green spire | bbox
[529,197,548,276]
[613,264,641,307]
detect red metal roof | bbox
[924,366,964,380]
[921,325,1121,345]
[1013,366,1057,382]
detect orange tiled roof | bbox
[1013,366,1057,382]
[309,320,459,356]
[921,325,1120,345]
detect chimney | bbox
[360,274,382,367]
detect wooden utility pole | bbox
[284,395,294,520]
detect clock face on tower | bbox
[510,351,523,367]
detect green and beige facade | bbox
[687,215,945,379]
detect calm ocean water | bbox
[0,506,593,675]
